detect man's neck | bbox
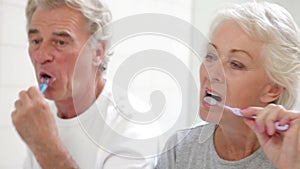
[55,78,106,119]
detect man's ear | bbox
[260,83,284,103]
[92,41,106,66]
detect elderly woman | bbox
[155,1,300,169]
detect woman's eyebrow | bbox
[210,43,253,60]
[231,49,253,60]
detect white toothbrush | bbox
[224,105,289,131]
[203,97,289,131]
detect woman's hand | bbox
[241,104,300,169]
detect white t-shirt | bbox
[23,80,160,169]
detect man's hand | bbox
[12,87,78,169]
[12,87,57,148]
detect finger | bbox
[14,100,22,109]
[241,107,266,133]
[264,105,284,135]
[279,114,291,126]
[11,110,19,127]
[280,119,300,161]
[241,106,263,117]
[19,91,31,106]
[265,106,299,133]
[255,106,274,134]
[11,110,17,118]
[27,86,43,100]
[280,110,300,121]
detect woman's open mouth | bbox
[203,88,223,106]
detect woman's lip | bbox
[204,87,223,100]
[205,87,221,95]
[202,99,212,109]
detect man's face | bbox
[28,5,96,101]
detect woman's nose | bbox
[203,58,225,83]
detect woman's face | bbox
[199,21,275,123]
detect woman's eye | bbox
[205,54,217,62]
[230,61,245,69]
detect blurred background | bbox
[0,0,299,168]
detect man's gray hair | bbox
[26,0,112,72]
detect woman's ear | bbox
[260,83,284,103]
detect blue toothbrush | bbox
[39,77,49,93]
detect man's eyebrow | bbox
[28,29,39,35]
[53,31,72,38]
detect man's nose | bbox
[35,42,54,65]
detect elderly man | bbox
[12,0,157,168]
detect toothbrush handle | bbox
[224,106,289,131]
[39,84,48,93]
[275,122,289,131]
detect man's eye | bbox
[53,40,67,46]
[31,39,41,45]
[56,40,66,46]
[58,40,66,46]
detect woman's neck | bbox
[213,124,260,161]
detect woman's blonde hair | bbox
[209,1,300,109]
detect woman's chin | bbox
[199,107,223,124]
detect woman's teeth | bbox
[204,90,222,106]
[206,90,222,102]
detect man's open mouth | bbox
[39,72,55,84]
